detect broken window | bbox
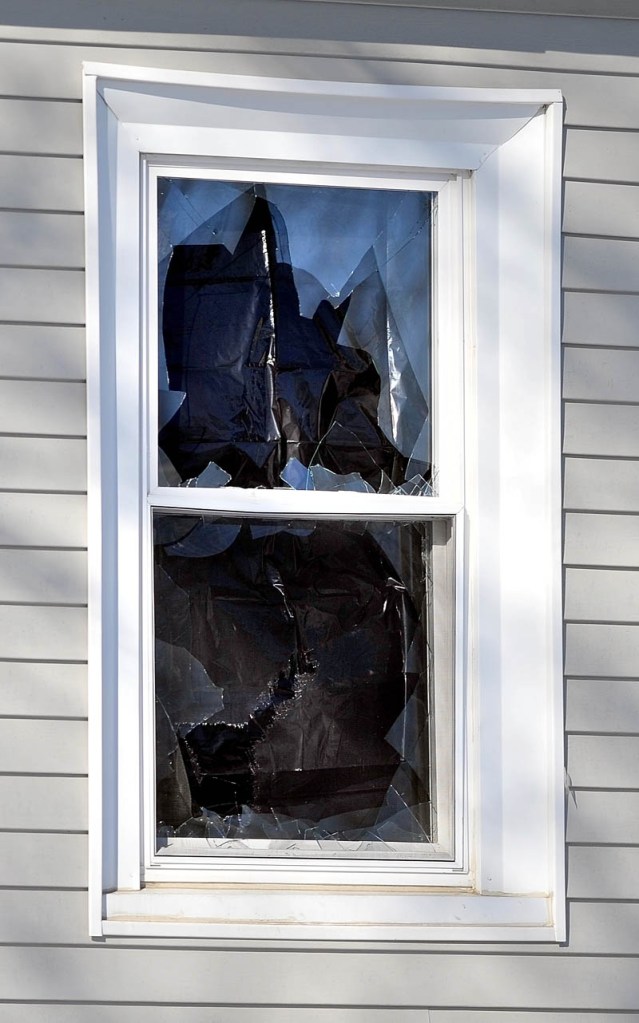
[154,515,453,855]
[157,179,433,495]
[87,66,564,938]
[153,177,450,858]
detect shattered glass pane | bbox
[157,178,432,493]
[154,513,441,855]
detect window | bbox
[85,64,564,940]
[153,176,453,862]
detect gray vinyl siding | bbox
[1,1,638,1018]
[0,325,85,380]
[1,1016,638,1023]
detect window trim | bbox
[84,63,564,941]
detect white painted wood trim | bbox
[146,491,462,517]
[83,71,106,939]
[83,62,562,106]
[545,99,567,945]
[84,63,564,941]
[104,889,554,942]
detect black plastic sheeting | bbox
[157,179,432,494]
[154,514,433,850]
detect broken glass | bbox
[157,178,432,494]
[154,512,438,855]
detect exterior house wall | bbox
[1,0,638,1017]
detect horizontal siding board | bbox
[0,947,639,1008]
[564,348,639,403]
[0,437,87,491]
[0,719,86,774]
[0,380,85,436]
[0,889,87,943]
[563,291,639,347]
[565,900,639,955]
[0,211,84,268]
[563,236,639,292]
[0,493,86,547]
[0,549,86,603]
[258,0,639,12]
[0,1011,443,1023]
[1,1013,634,1023]
[565,128,639,184]
[564,457,639,512]
[565,567,639,622]
[567,789,639,843]
[0,1015,636,1023]
[568,845,639,899]
[433,1016,639,1023]
[0,99,81,156]
[0,0,637,40]
[0,153,83,212]
[0,1011,438,1023]
[0,945,633,1010]
[563,181,639,238]
[567,677,639,732]
[0,606,86,660]
[0,661,87,717]
[564,403,639,457]
[565,622,639,677]
[0,324,85,380]
[0,267,84,323]
[567,734,639,789]
[0,775,86,830]
[564,512,639,566]
[0,831,86,888]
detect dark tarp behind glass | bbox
[157,179,433,494]
[154,178,436,853]
[154,515,433,850]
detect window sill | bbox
[103,888,557,941]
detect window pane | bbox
[157,179,433,494]
[153,513,443,856]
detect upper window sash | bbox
[145,162,465,517]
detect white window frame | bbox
[84,63,564,941]
[145,164,459,872]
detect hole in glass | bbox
[153,514,444,857]
[157,179,433,495]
